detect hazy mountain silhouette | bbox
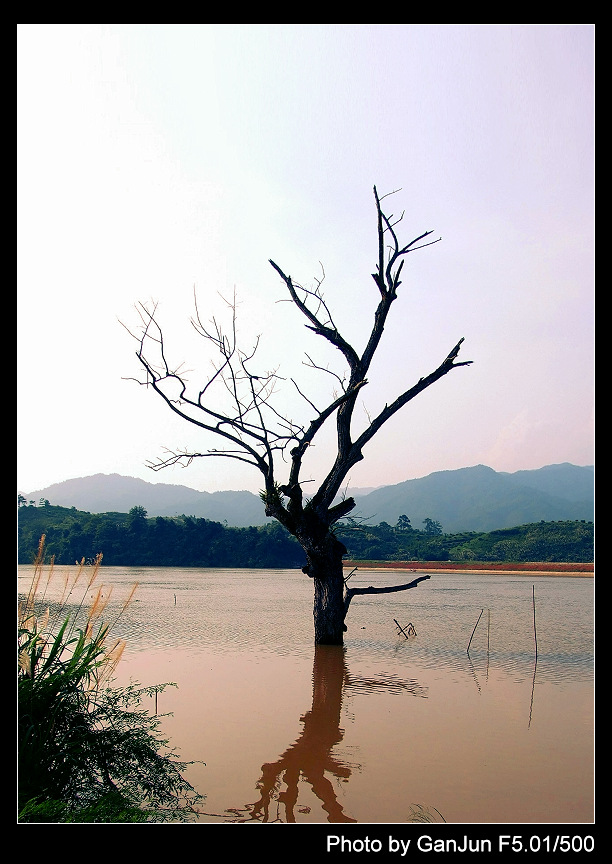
[23,474,269,527]
[22,463,593,532]
[351,463,594,532]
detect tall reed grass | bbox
[18,537,204,823]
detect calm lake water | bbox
[18,565,594,824]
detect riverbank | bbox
[343,560,594,576]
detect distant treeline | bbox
[337,516,594,564]
[18,503,594,567]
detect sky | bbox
[17,24,594,496]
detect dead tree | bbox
[125,186,472,645]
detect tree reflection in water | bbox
[225,645,428,823]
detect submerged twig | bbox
[394,619,417,638]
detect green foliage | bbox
[19,791,152,823]
[444,520,594,563]
[422,517,443,536]
[258,482,285,509]
[335,519,593,564]
[18,503,303,567]
[18,503,594,566]
[18,540,204,823]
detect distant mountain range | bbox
[351,463,594,533]
[22,462,593,533]
[22,474,269,527]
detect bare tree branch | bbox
[124,186,472,644]
[344,574,432,620]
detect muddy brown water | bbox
[18,565,594,824]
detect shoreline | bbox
[343,560,593,577]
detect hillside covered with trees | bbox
[18,502,594,567]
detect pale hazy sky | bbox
[17,24,594,496]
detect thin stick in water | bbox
[467,608,483,653]
[532,584,538,661]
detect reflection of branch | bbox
[344,671,427,699]
[528,665,537,728]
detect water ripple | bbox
[19,566,593,683]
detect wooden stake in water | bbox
[529,586,538,728]
[467,609,483,652]
[532,585,538,661]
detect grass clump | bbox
[407,803,447,823]
[18,537,204,823]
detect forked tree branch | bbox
[124,187,471,535]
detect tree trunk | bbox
[302,533,348,645]
[313,570,346,646]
